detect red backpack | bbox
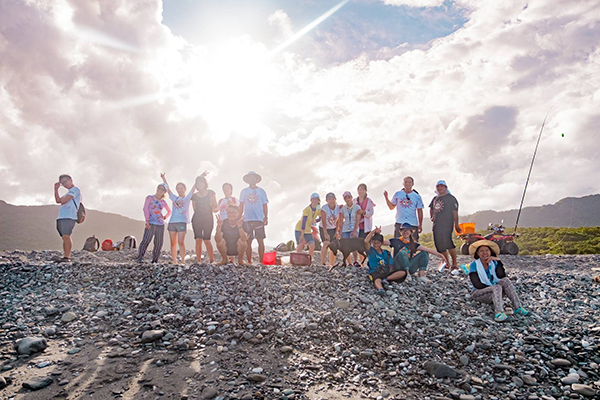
[101,239,114,251]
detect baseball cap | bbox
[310,192,320,201]
[342,191,352,198]
[436,180,447,187]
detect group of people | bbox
[53,173,528,322]
[137,170,269,265]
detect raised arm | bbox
[214,217,224,242]
[383,190,395,210]
[160,173,175,197]
[54,182,74,205]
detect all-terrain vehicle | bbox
[456,221,519,255]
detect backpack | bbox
[72,198,86,224]
[82,235,100,252]
[123,236,137,250]
[101,239,114,251]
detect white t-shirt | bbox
[58,186,81,220]
[217,197,238,220]
[340,203,361,233]
[169,190,194,224]
[320,203,341,230]
[240,187,268,222]
[391,189,424,226]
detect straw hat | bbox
[243,171,262,184]
[469,240,500,258]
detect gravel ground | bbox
[0,250,599,400]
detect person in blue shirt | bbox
[468,240,529,322]
[53,174,84,262]
[364,228,407,296]
[388,223,448,284]
[161,172,200,264]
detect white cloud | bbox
[381,0,445,7]
[0,0,599,245]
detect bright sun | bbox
[179,39,282,141]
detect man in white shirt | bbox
[54,174,84,262]
[384,176,424,240]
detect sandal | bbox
[353,261,361,267]
[515,307,529,316]
[55,257,71,263]
[495,312,508,322]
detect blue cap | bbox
[310,192,320,201]
[436,180,447,187]
[158,183,168,191]
[400,223,413,230]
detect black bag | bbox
[83,235,100,252]
[72,199,86,224]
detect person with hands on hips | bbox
[138,183,171,263]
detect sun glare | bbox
[179,39,281,140]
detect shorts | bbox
[224,236,240,256]
[192,214,214,240]
[368,264,403,282]
[394,223,419,241]
[358,229,370,239]
[342,231,352,239]
[432,225,455,252]
[167,222,187,232]
[295,230,314,245]
[319,227,337,242]
[243,220,266,240]
[56,219,76,237]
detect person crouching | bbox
[215,204,248,265]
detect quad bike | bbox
[457,221,519,255]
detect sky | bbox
[1,0,599,245]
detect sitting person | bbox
[364,228,407,296]
[215,204,248,265]
[388,223,448,284]
[468,240,529,322]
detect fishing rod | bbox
[513,104,556,234]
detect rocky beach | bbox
[0,250,599,400]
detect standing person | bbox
[160,173,198,264]
[138,183,171,263]
[191,175,218,263]
[384,176,424,240]
[54,174,84,262]
[388,223,449,283]
[429,180,462,270]
[319,192,341,266]
[217,183,237,221]
[355,183,375,238]
[340,191,365,266]
[468,240,529,322]
[215,204,248,265]
[295,193,321,260]
[239,171,269,265]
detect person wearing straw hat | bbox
[429,180,462,270]
[239,171,269,264]
[468,240,529,322]
[294,193,321,260]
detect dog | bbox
[327,238,368,270]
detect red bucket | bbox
[263,251,277,265]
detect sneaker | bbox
[515,307,529,316]
[417,276,429,284]
[376,289,386,297]
[495,312,508,322]
[381,279,391,290]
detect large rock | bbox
[141,330,164,343]
[14,337,47,356]
[424,360,458,378]
[247,374,267,382]
[571,384,596,397]
[22,376,53,390]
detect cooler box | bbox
[263,251,277,265]
[456,222,476,235]
[290,252,312,266]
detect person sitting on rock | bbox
[364,228,407,296]
[215,204,248,265]
[388,223,448,284]
[468,240,529,322]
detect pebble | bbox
[560,373,580,384]
[247,374,267,382]
[571,384,596,397]
[424,360,458,378]
[550,358,572,367]
[459,355,470,366]
[202,387,218,399]
[141,329,164,343]
[61,311,77,322]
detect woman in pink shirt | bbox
[138,183,171,263]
